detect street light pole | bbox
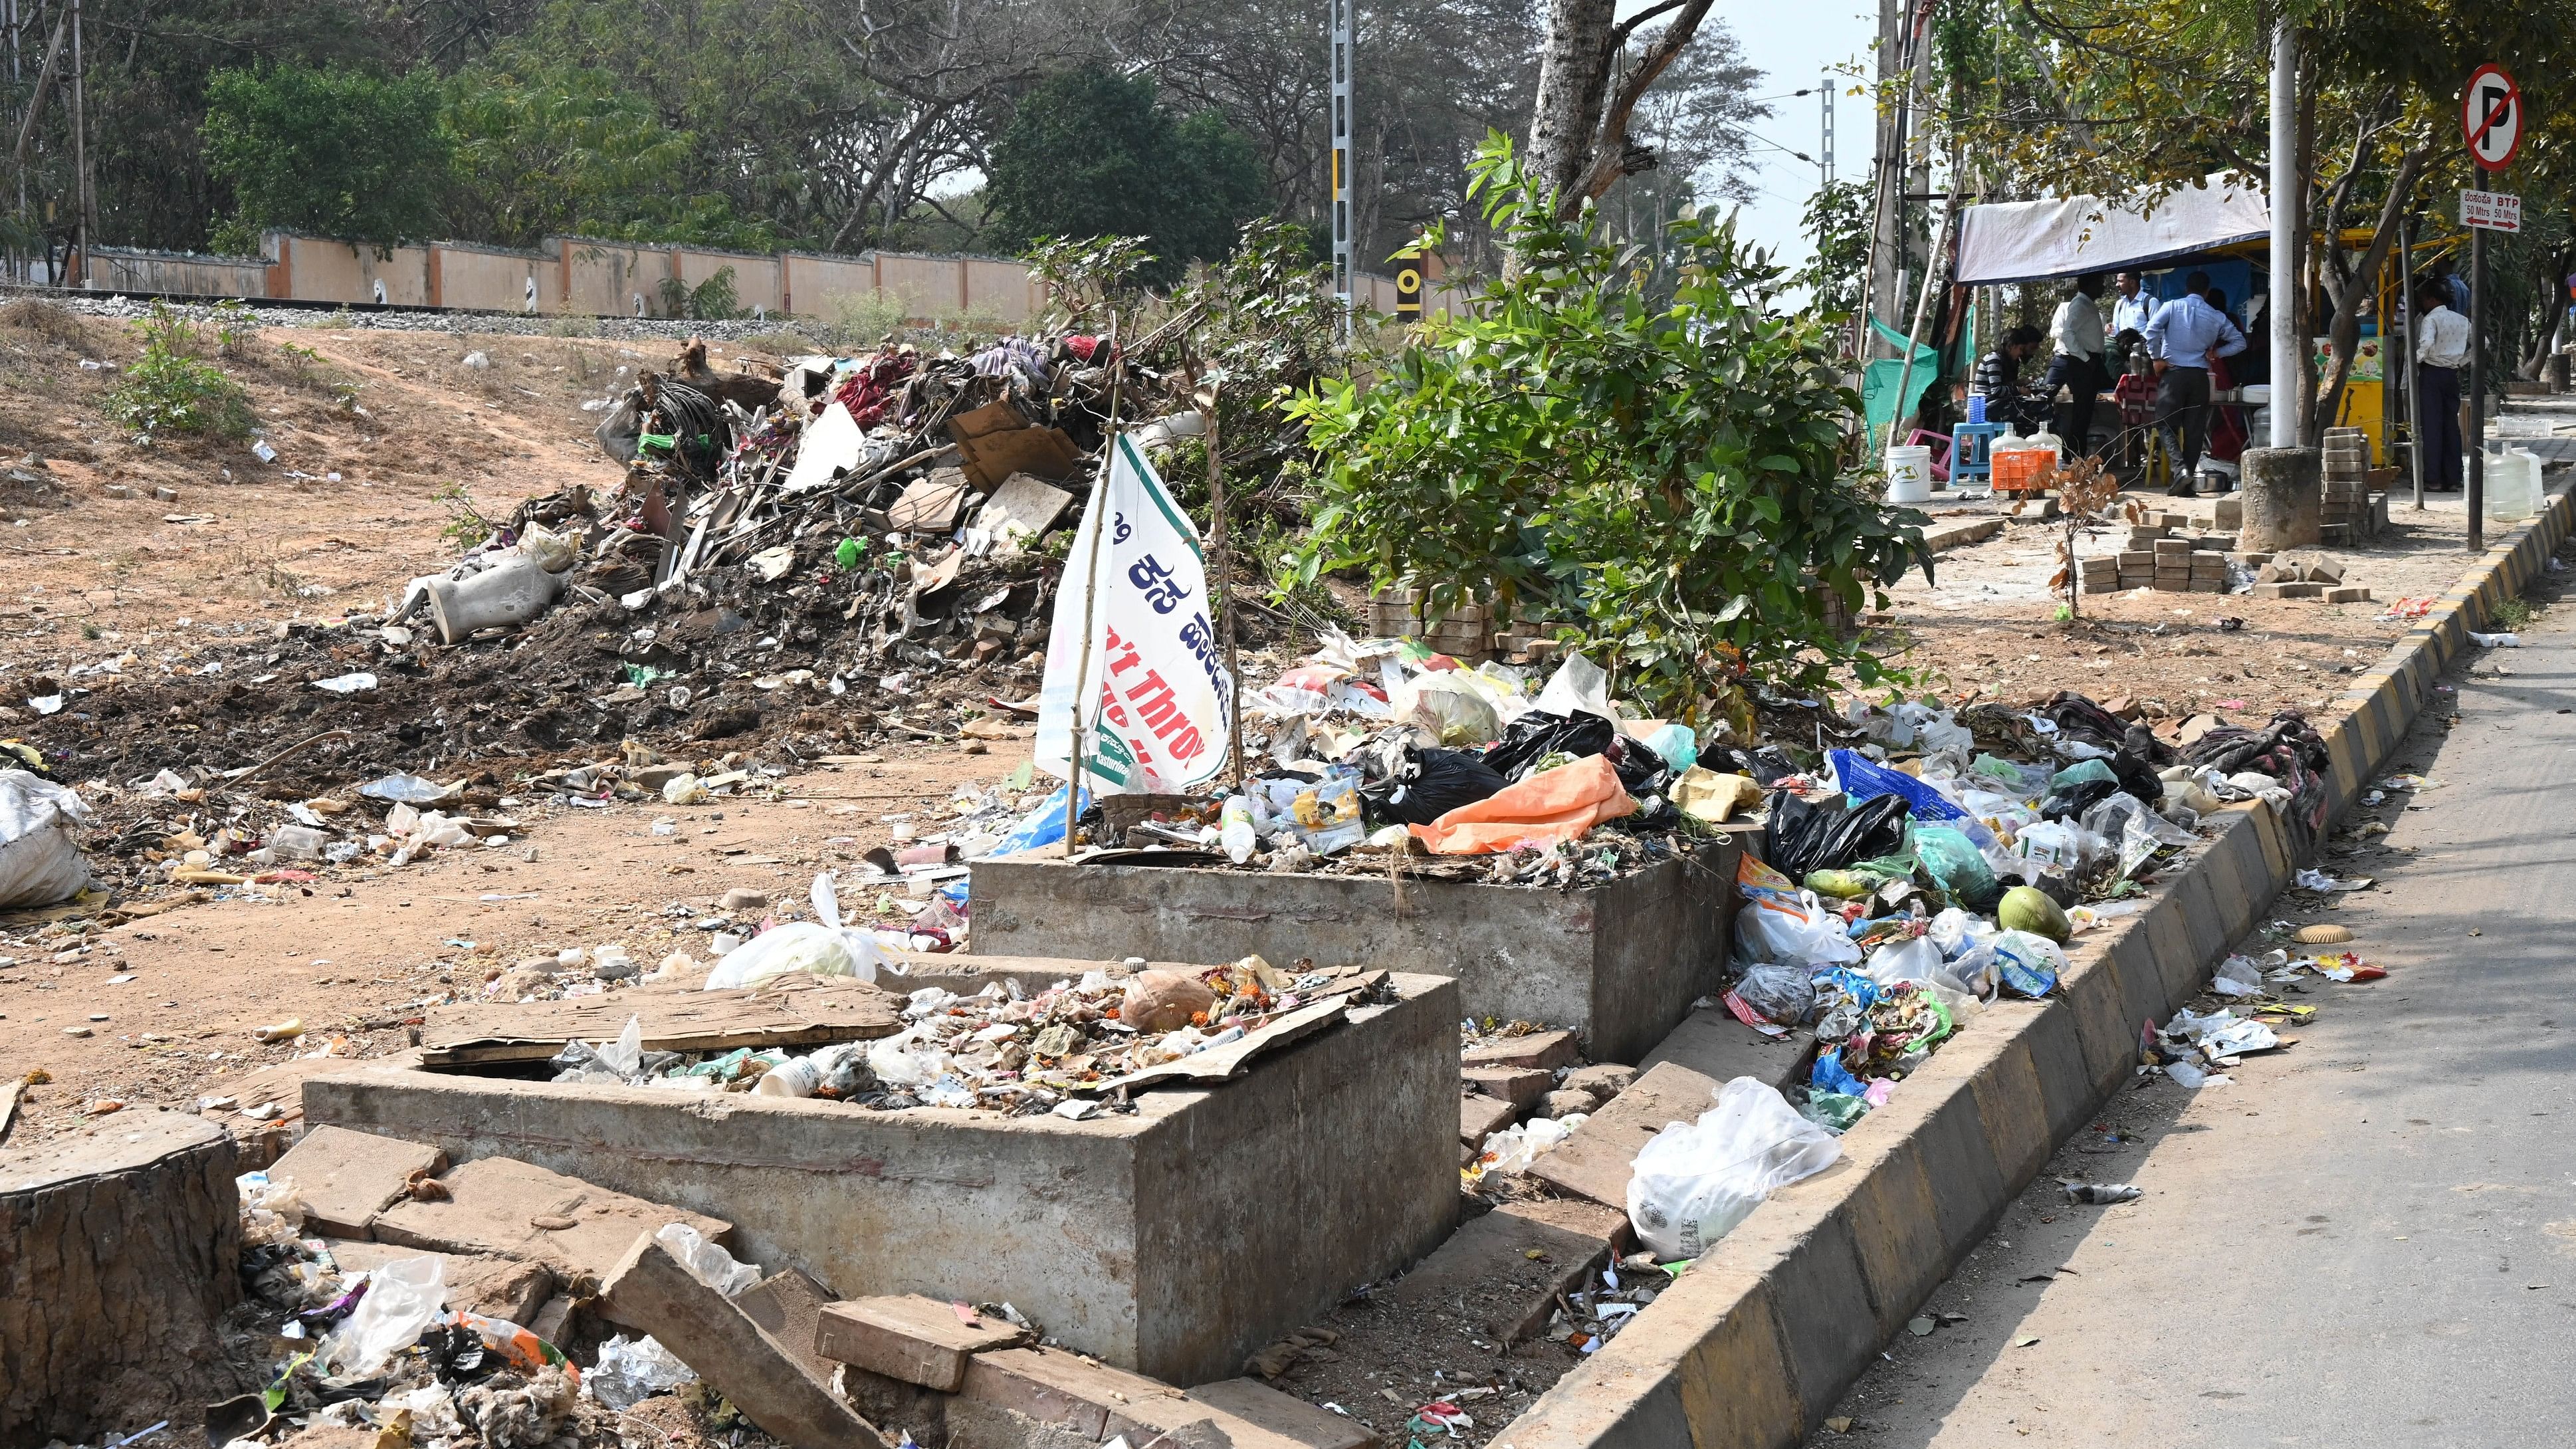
[2266,17,2297,449]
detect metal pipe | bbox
[2266,17,2298,449]
[2401,216,2422,508]
[2469,222,2486,551]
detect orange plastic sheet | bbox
[1408,752,1636,854]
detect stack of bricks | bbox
[2318,427,2385,544]
[2099,519,2244,594]
[2079,555,2121,594]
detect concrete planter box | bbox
[969,838,1741,1065]
[304,974,1458,1387]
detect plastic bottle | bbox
[1220,795,1256,863]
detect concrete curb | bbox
[1491,488,2576,1449]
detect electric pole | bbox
[1330,0,1354,338]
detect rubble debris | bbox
[813,1293,1033,1392]
[268,1125,448,1237]
[599,1230,883,1449]
[372,1156,732,1282]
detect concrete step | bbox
[1523,1060,1723,1214]
[1383,1198,1627,1344]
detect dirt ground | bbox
[1870,490,2514,725]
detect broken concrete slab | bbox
[1523,1061,1721,1212]
[1560,1063,1639,1099]
[978,471,1074,546]
[1539,1088,1601,1120]
[1384,1198,1627,1344]
[601,1232,884,1449]
[1459,1094,1517,1151]
[1461,1065,1550,1111]
[269,1125,445,1238]
[962,1347,1347,1449]
[1184,1378,1380,1449]
[734,1269,839,1387]
[886,474,971,534]
[324,1240,553,1325]
[1461,1030,1580,1072]
[813,1293,1030,1392]
[372,1156,731,1283]
[1634,1006,1812,1096]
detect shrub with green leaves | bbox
[103,303,253,441]
[1285,134,1930,723]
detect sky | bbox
[1654,0,1879,278]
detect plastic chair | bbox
[1949,421,2009,484]
[1904,428,1953,483]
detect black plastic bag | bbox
[2040,776,2123,822]
[1483,709,1616,778]
[1603,735,1670,797]
[1762,790,1911,879]
[1364,746,1509,826]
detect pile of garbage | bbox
[1708,691,2329,1137]
[549,956,1390,1117]
[227,1174,608,1449]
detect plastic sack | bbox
[1910,824,2002,909]
[1733,885,1863,971]
[1410,752,1635,854]
[590,1334,698,1410]
[655,1222,760,1297]
[1484,709,1617,779]
[1394,674,1503,746]
[1640,723,1699,772]
[2080,792,2197,878]
[0,769,93,909]
[320,1254,447,1381]
[1730,962,1816,1026]
[704,873,886,989]
[1828,750,1972,824]
[1625,1078,1842,1260]
[1763,790,1910,880]
[1864,933,1945,986]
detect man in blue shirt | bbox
[2143,270,2248,493]
[2109,271,2155,339]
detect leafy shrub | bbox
[102,303,253,440]
[1286,134,1929,723]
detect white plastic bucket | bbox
[1884,446,1934,502]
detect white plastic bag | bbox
[654,1222,760,1297]
[1392,673,1503,746]
[1626,1078,1841,1260]
[588,1334,699,1410]
[318,1254,447,1381]
[0,768,92,908]
[1533,651,1616,720]
[1732,891,1863,971]
[1479,1113,1586,1174]
[704,872,885,989]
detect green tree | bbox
[1798,179,1871,322]
[987,65,1267,280]
[201,64,451,249]
[1286,135,1929,720]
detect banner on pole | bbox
[1034,433,1234,794]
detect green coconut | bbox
[1997,885,2072,943]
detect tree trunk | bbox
[2293,58,2320,445]
[1527,0,1618,208]
[2315,146,2429,437]
[1,1112,245,1443]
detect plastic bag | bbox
[589,1334,698,1410]
[1625,1078,1842,1260]
[1798,1090,1870,1133]
[705,873,887,989]
[1532,652,1615,720]
[1729,962,1816,1026]
[1863,933,1946,986]
[1733,887,1863,970]
[1910,824,2002,909]
[320,1254,447,1381]
[1290,770,1368,853]
[2012,820,2105,874]
[2079,792,2197,878]
[1763,790,1910,880]
[1366,746,1508,826]
[1480,1113,1585,1174]
[655,1222,760,1297]
[0,769,94,909]
[1484,709,1616,779]
[1990,931,2068,998]
[980,784,1091,858]
[1640,723,1699,772]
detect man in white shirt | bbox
[2414,280,2470,491]
[2043,274,2109,455]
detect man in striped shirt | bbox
[1973,326,2048,435]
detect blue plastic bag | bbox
[1642,722,1698,772]
[984,784,1093,857]
[1991,930,2066,998]
[1812,1049,1872,1097]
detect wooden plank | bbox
[420,976,903,1067]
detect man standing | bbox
[2109,271,2155,340]
[2143,271,2248,494]
[2413,279,2470,492]
[2044,274,2110,455]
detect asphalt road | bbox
[1808,537,2576,1447]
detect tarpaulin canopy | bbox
[1955,177,2270,287]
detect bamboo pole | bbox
[1063,313,1121,857]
